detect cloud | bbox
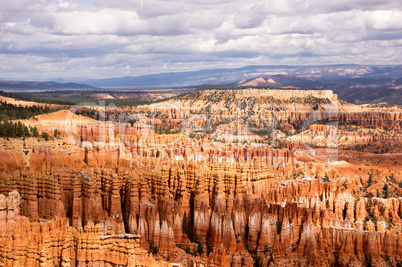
[136,0,186,19]
[364,10,402,31]
[0,0,402,81]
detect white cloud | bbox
[365,10,402,31]
[0,0,402,81]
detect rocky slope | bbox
[0,88,401,266]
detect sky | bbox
[1,0,402,81]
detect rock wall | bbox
[1,90,401,266]
[0,191,168,267]
[1,157,401,266]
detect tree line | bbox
[0,121,59,141]
[0,101,57,121]
[0,121,38,138]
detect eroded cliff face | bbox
[0,190,169,266]
[0,88,401,266]
[1,146,401,266]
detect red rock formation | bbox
[0,191,169,266]
[0,89,401,266]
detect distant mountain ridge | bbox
[0,80,98,91]
[82,64,402,88]
[1,64,401,104]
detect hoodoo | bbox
[0,88,401,266]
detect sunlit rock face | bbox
[0,88,401,266]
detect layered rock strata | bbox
[0,191,168,266]
[0,158,401,266]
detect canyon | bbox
[0,88,401,266]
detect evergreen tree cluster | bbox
[0,99,62,139]
[1,91,158,107]
[0,121,39,138]
[0,101,57,121]
[53,129,60,138]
